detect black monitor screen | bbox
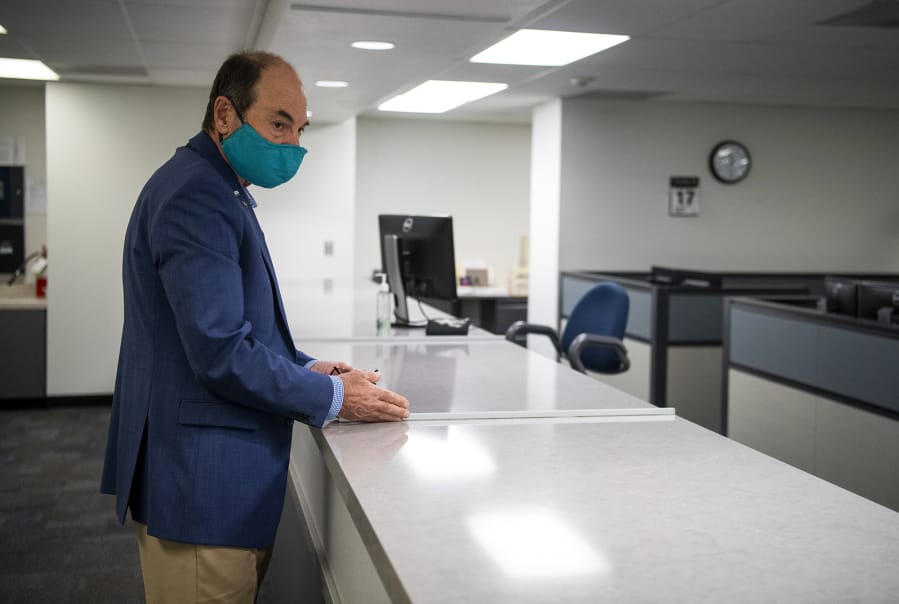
[824,277,859,316]
[378,214,457,302]
[857,281,899,324]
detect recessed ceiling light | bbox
[470,29,629,66]
[0,58,59,81]
[0,24,7,35]
[315,80,349,88]
[351,40,395,50]
[378,80,508,114]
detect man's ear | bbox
[212,96,236,136]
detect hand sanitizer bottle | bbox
[376,274,391,336]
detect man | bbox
[101,51,409,603]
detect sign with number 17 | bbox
[669,176,700,217]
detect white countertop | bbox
[312,416,899,603]
[281,284,899,603]
[456,285,515,298]
[0,296,47,309]
[297,339,663,419]
[0,283,46,308]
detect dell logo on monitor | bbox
[402,217,414,233]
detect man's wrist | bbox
[327,375,344,420]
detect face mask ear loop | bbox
[220,97,246,143]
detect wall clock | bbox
[709,140,751,184]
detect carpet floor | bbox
[0,406,144,603]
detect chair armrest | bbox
[504,321,561,353]
[567,333,630,374]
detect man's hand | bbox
[337,369,410,422]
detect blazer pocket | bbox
[178,400,261,431]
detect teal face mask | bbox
[220,107,307,188]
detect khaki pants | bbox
[135,522,272,604]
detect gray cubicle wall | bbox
[724,297,899,511]
[728,304,899,414]
[556,270,888,433]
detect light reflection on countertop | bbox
[398,426,496,481]
[467,506,609,578]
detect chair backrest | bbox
[561,282,629,372]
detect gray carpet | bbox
[0,406,144,603]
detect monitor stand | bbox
[383,234,423,327]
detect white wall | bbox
[254,117,358,337]
[46,83,207,396]
[558,97,899,272]
[354,117,531,289]
[528,100,562,330]
[40,84,898,397]
[42,89,530,396]
[0,84,47,263]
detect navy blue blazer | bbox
[101,132,333,548]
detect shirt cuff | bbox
[327,376,344,421]
[303,359,343,420]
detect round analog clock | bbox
[709,140,751,184]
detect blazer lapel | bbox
[246,205,296,351]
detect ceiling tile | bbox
[0,0,130,37]
[142,41,237,70]
[126,3,252,44]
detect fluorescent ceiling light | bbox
[315,80,348,88]
[0,58,59,81]
[0,24,7,34]
[378,80,508,114]
[351,40,395,50]
[470,29,629,66]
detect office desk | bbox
[427,287,527,335]
[281,280,499,342]
[265,339,899,603]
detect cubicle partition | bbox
[724,296,899,511]
[559,269,822,433]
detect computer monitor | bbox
[856,281,899,325]
[378,214,458,326]
[823,276,859,316]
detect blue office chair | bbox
[505,281,630,374]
